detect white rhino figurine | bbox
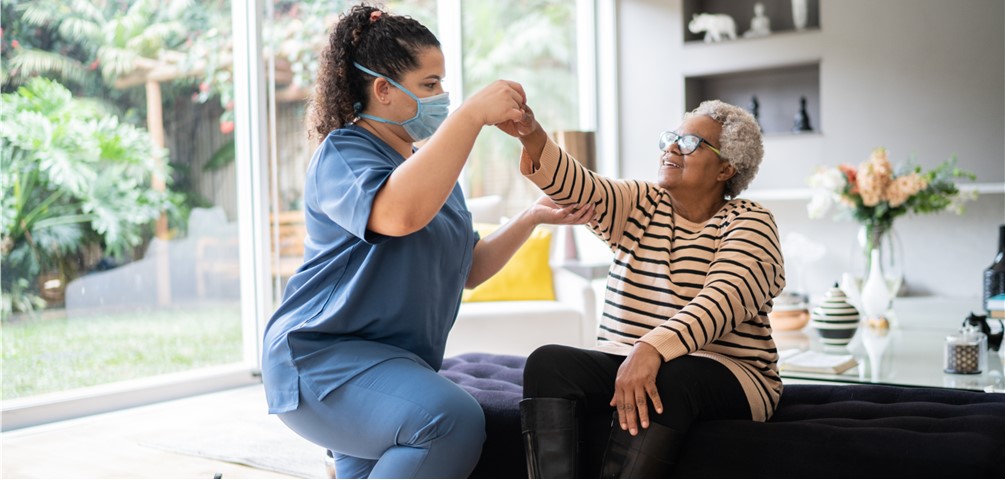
[688,13,737,43]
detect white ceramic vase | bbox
[791,0,808,30]
[860,249,891,321]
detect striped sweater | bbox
[523,138,786,421]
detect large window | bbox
[1,1,251,427]
[1,0,601,427]
[263,0,598,303]
[460,0,591,214]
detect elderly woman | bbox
[505,100,785,478]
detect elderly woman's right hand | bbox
[496,103,541,139]
[459,80,527,127]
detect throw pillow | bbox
[462,223,555,302]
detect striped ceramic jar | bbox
[810,284,860,347]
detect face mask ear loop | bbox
[353,62,422,117]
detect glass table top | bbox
[774,296,1005,393]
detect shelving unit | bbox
[683,0,820,43]
[674,0,825,194]
[685,63,819,135]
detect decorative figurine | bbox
[744,2,772,38]
[748,95,761,129]
[792,96,813,133]
[791,0,809,31]
[810,283,860,348]
[688,13,737,43]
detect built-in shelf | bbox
[685,63,820,135]
[678,1,823,138]
[683,0,820,44]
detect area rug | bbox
[139,388,326,479]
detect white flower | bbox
[806,192,834,219]
[808,167,846,193]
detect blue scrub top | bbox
[261,125,478,414]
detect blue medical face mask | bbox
[353,62,450,142]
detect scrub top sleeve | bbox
[313,146,393,244]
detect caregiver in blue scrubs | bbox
[260,5,593,479]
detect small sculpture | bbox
[688,13,737,43]
[791,0,809,31]
[792,96,813,133]
[744,2,772,38]
[748,95,761,129]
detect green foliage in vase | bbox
[1,78,174,317]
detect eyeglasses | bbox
[658,131,722,157]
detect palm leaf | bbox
[125,21,186,57]
[96,46,139,80]
[68,0,106,25]
[58,16,103,45]
[17,1,65,27]
[8,50,90,86]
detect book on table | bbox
[778,349,858,374]
[987,293,1005,318]
[987,293,1005,311]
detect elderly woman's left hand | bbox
[611,342,664,436]
[528,196,595,226]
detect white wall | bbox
[614,0,1005,298]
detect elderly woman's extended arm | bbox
[521,135,658,250]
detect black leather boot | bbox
[600,415,683,478]
[520,398,579,478]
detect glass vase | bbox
[853,221,904,297]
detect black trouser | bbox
[523,344,752,477]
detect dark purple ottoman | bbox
[440,353,1005,479]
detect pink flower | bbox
[838,164,858,194]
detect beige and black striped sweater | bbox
[523,138,786,421]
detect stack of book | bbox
[778,349,858,374]
[989,293,1005,319]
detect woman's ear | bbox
[717,162,737,182]
[371,77,392,105]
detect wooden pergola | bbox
[111,51,309,304]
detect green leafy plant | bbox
[1,78,174,317]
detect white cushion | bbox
[466,195,504,224]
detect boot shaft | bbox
[520,398,580,479]
[601,414,683,479]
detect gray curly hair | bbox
[685,100,763,199]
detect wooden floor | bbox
[2,385,303,479]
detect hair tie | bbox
[369,10,382,23]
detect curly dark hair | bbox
[307,3,440,142]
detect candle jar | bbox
[944,324,988,374]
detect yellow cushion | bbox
[462,224,555,302]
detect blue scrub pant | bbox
[278,358,485,478]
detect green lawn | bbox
[1,304,243,399]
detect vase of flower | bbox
[808,147,976,299]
